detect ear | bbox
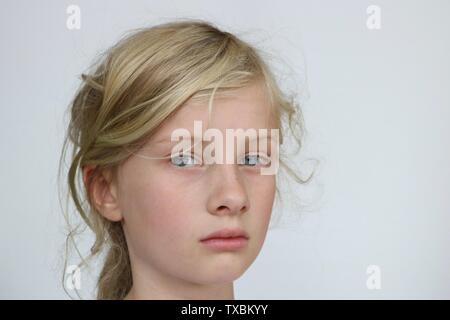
[82,165,123,222]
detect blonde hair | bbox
[58,18,314,300]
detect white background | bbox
[1,0,449,299]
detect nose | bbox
[206,164,250,216]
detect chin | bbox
[194,272,244,285]
[190,259,251,285]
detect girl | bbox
[59,19,312,300]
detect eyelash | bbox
[169,153,271,168]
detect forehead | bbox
[150,81,275,143]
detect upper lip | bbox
[200,228,249,241]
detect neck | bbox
[123,279,235,300]
[124,283,234,300]
[122,255,235,300]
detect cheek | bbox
[118,164,202,260]
[249,174,276,215]
[246,174,276,237]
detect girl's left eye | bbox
[239,154,271,167]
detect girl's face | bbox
[110,81,276,288]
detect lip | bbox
[200,228,249,251]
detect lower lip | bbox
[200,236,249,251]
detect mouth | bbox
[200,228,249,251]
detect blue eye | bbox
[240,154,271,167]
[170,153,201,168]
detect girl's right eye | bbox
[170,153,201,168]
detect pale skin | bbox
[83,81,277,299]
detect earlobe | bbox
[82,165,123,222]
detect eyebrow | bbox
[154,136,204,144]
[153,131,273,144]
